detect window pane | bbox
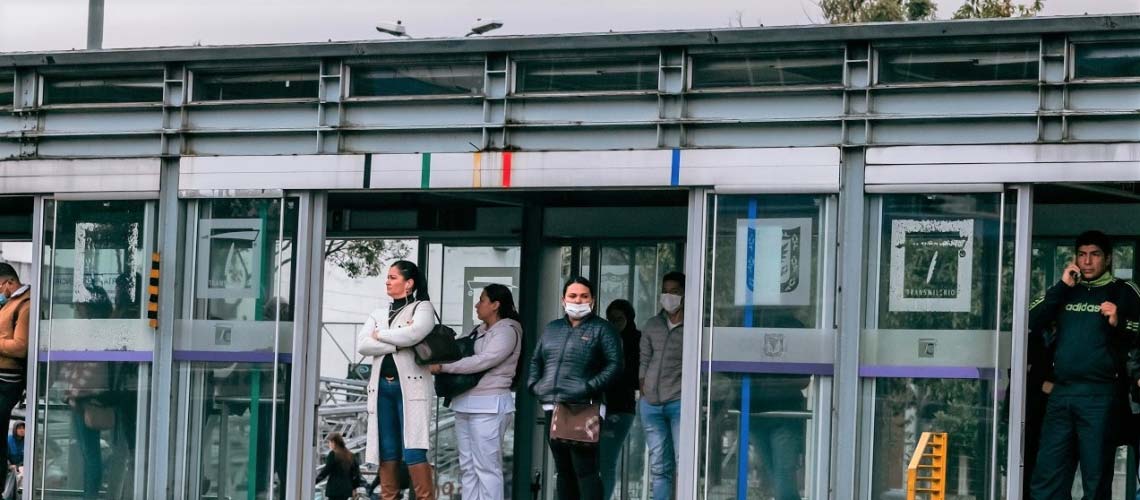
[0,72,13,107]
[173,198,298,500]
[1075,42,1140,79]
[708,195,822,329]
[350,64,483,97]
[878,46,1038,84]
[691,52,844,88]
[517,59,658,93]
[871,193,1004,331]
[42,73,164,105]
[192,69,318,101]
[34,200,153,499]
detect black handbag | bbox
[410,302,462,365]
[434,329,486,404]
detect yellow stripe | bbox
[472,152,482,188]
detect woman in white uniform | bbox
[430,283,522,500]
[357,260,437,500]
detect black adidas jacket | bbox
[1029,272,1140,395]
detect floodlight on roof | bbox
[376,21,408,38]
[466,19,503,37]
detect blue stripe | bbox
[670,148,681,186]
[738,197,758,500]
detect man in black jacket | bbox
[1028,231,1140,500]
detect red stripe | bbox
[502,152,512,188]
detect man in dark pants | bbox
[0,264,29,492]
[1029,231,1140,500]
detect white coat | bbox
[356,299,437,465]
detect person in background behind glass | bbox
[599,299,640,500]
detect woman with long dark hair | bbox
[527,277,622,500]
[600,299,641,499]
[357,260,437,500]
[429,283,523,500]
[315,432,362,500]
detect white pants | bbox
[454,410,513,500]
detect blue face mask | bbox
[0,294,7,307]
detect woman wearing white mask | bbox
[527,277,622,500]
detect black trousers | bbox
[1029,392,1117,500]
[545,410,602,500]
[0,380,23,491]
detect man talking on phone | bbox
[1028,230,1140,500]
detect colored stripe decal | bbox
[362,153,372,188]
[148,253,160,328]
[502,151,513,188]
[472,152,482,188]
[671,148,681,186]
[421,153,431,189]
[738,197,757,500]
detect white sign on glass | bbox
[888,218,974,313]
[196,218,264,299]
[734,218,812,307]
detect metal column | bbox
[678,187,708,500]
[834,147,866,500]
[1005,185,1033,500]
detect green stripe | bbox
[421,153,431,189]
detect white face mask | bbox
[564,302,593,320]
[660,293,683,314]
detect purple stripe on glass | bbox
[39,350,153,362]
[703,361,834,375]
[173,350,293,364]
[859,365,989,379]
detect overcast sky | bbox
[1,0,1136,53]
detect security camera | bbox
[466,19,503,37]
[376,21,408,37]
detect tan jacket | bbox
[0,287,30,369]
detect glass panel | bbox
[192,68,319,101]
[33,199,154,499]
[862,192,1012,500]
[431,245,521,499]
[878,46,1038,84]
[314,238,417,499]
[173,198,298,500]
[516,59,658,93]
[350,64,484,97]
[699,194,829,500]
[0,72,13,108]
[1074,42,1140,79]
[42,73,164,105]
[691,52,845,88]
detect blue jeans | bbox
[599,412,636,500]
[752,419,802,500]
[640,399,681,500]
[377,377,427,465]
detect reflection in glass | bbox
[192,68,319,101]
[34,200,152,499]
[516,59,658,93]
[691,52,845,89]
[864,193,1011,500]
[699,194,827,500]
[173,198,296,500]
[0,72,12,108]
[41,73,164,105]
[1074,42,1140,79]
[877,46,1038,84]
[350,64,484,97]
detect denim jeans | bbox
[639,399,681,500]
[598,412,636,500]
[752,419,803,500]
[377,377,427,465]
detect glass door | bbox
[697,194,836,500]
[33,199,156,499]
[171,197,299,500]
[425,242,521,499]
[860,191,1016,500]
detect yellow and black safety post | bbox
[148,252,159,328]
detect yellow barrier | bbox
[906,432,947,500]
